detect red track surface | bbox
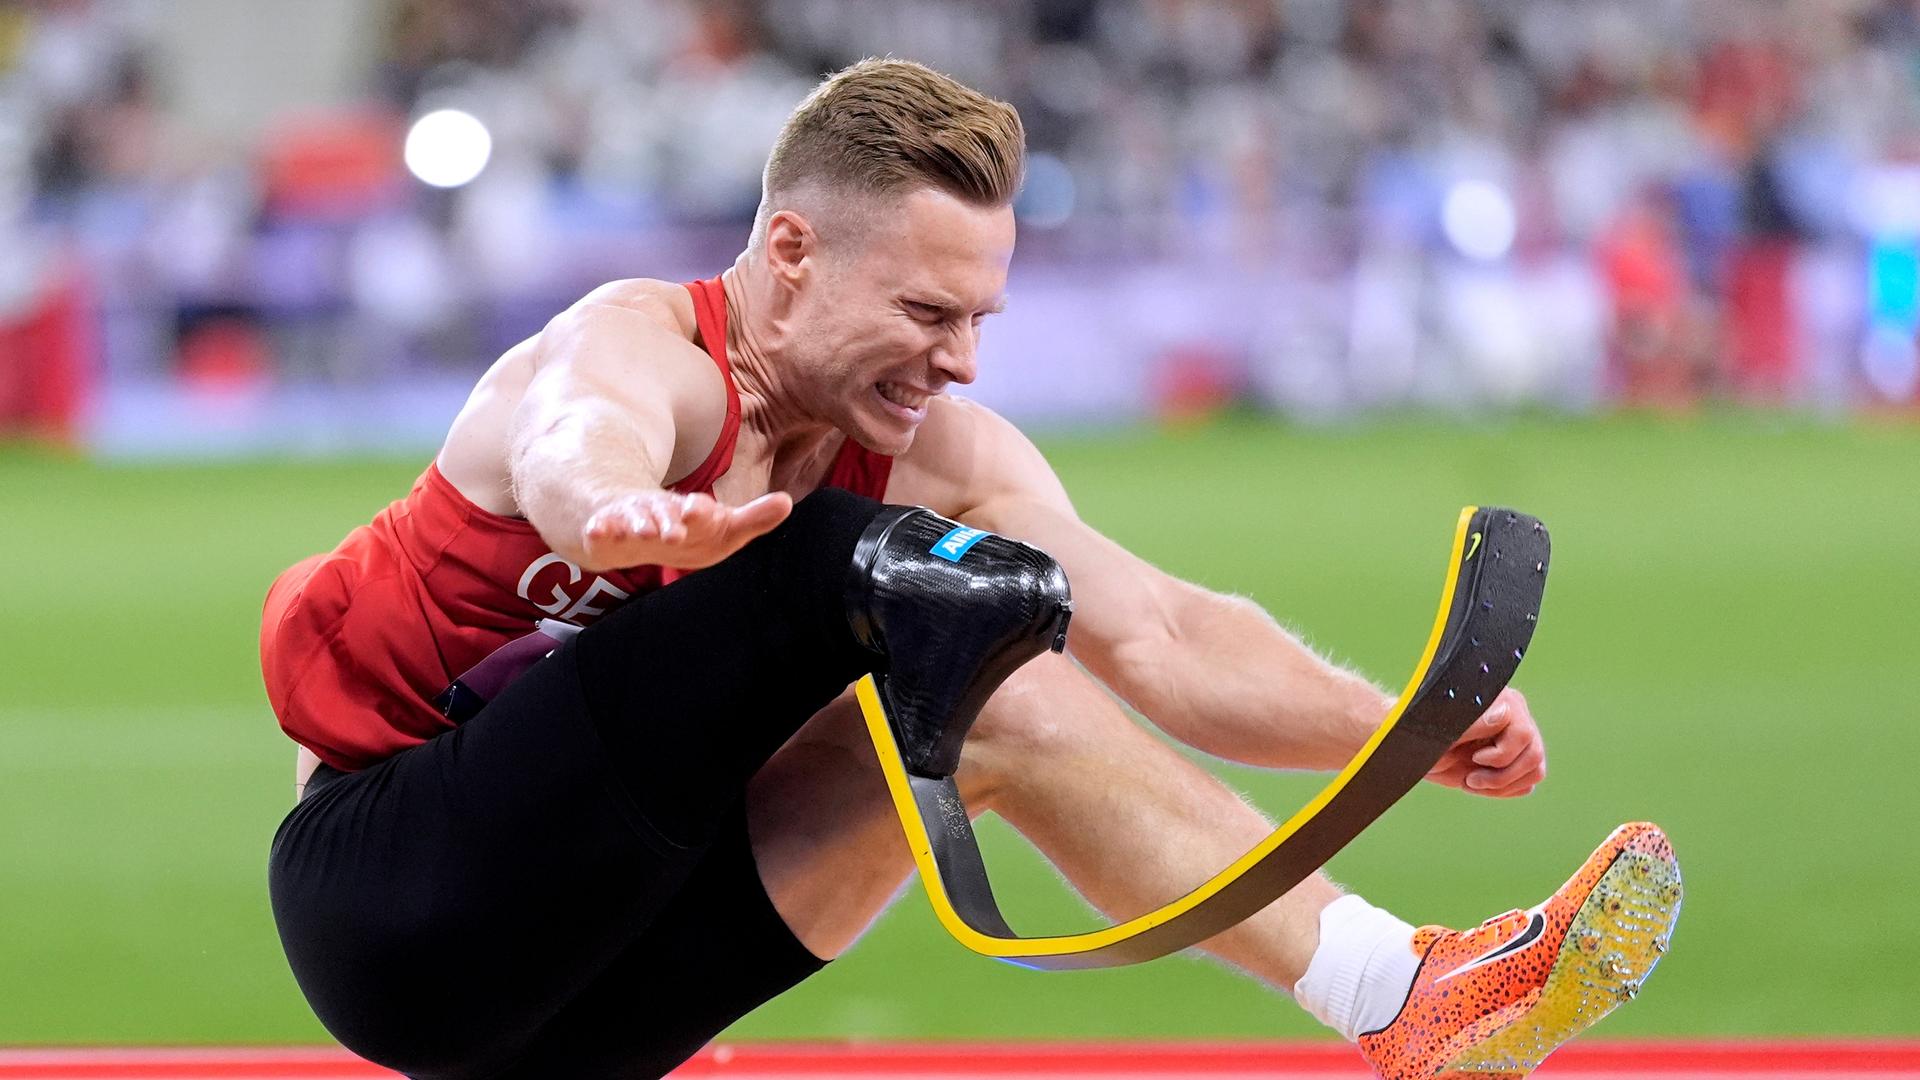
[0,1043,1916,1080]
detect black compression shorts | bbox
[267,488,886,1080]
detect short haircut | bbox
[752,58,1025,246]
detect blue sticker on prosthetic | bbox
[930,526,991,562]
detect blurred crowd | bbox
[4,0,1920,445]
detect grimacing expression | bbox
[793,187,1014,455]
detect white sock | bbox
[1292,894,1423,1041]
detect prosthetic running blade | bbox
[857,505,1551,970]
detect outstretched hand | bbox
[1425,687,1546,798]
[580,490,793,571]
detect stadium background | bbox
[1,0,1917,1061]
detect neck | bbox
[720,257,837,464]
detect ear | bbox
[762,209,817,286]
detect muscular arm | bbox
[899,400,1387,770]
[507,296,789,574]
[511,302,700,566]
[1024,502,1392,771]
[907,400,1544,793]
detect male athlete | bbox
[263,59,1680,1080]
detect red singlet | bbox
[260,276,895,770]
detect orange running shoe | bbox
[1356,822,1682,1079]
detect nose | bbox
[932,330,979,387]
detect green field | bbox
[1,413,1916,1044]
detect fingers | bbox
[586,496,677,542]
[1470,722,1526,769]
[1425,757,1473,788]
[676,491,718,533]
[1425,694,1510,786]
[1477,781,1539,799]
[582,489,796,571]
[725,491,793,541]
[649,499,681,542]
[1427,687,1546,798]
[583,495,679,554]
[1427,754,1538,798]
[1451,705,1507,747]
[584,503,654,541]
[668,491,788,542]
[1465,716,1546,794]
[1466,746,1546,795]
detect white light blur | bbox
[1851,165,1920,238]
[404,109,493,189]
[1442,180,1518,261]
[1862,322,1920,401]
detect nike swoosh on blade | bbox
[1433,912,1547,983]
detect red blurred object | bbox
[1723,240,1798,401]
[1150,344,1239,423]
[260,108,407,220]
[1693,41,1799,157]
[177,317,272,394]
[0,269,95,444]
[1597,204,1699,409]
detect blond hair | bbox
[752,58,1025,246]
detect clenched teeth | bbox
[878,382,930,409]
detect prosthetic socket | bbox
[846,507,1073,779]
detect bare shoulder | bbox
[534,278,704,372]
[889,396,1070,516]
[439,278,725,514]
[565,277,698,338]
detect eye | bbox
[905,301,945,322]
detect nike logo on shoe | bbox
[1434,912,1547,983]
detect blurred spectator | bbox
[6,0,1920,448]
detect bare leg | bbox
[747,651,1343,991]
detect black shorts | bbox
[267,489,885,1080]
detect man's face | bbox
[785,187,1014,455]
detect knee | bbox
[730,486,884,583]
[785,485,883,534]
[960,652,1123,806]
